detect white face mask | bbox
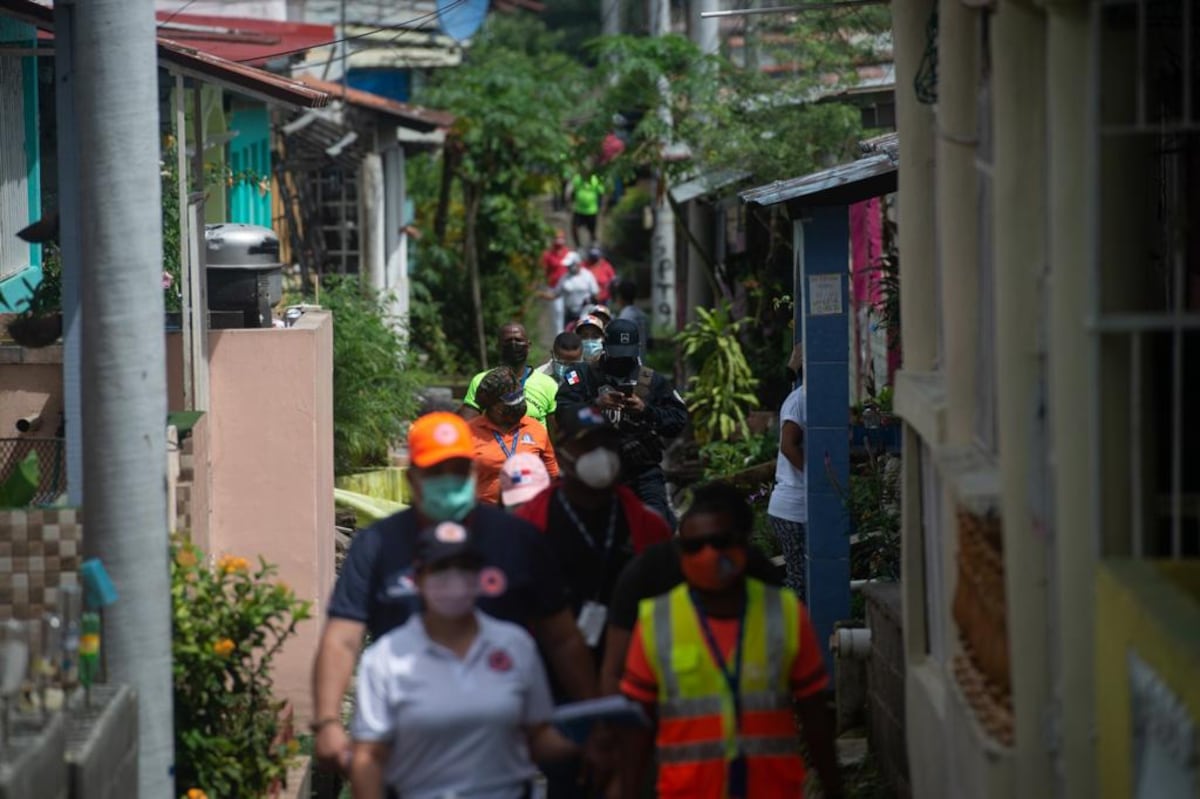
[422,568,479,619]
[574,447,622,489]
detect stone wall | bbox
[863,582,910,798]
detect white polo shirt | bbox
[353,610,554,799]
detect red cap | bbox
[408,412,474,468]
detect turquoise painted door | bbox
[228,106,272,227]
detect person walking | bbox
[618,481,844,799]
[514,404,672,799]
[768,375,807,597]
[568,172,604,247]
[542,252,599,324]
[574,313,607,362]
[541,230,570,333]
[613,279,649,359]
[350,521,578,799]
[311,413,597,777]
[460,323,560,425]
[468,367,558,505]
[584,246,616,303]
[556,319,688,526]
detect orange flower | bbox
[186,789,208,799]
[174,548,198,568]
[212,638,235,657]
[217,555,250,574]
[275,581,291,596]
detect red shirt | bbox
[586,258,616,302]
[542,245,569,287]
[514,483,670,554]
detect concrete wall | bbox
[0,344,63,438]
[166,310,335,723]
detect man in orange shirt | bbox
[619,481,843,799]
[468,367,558,504]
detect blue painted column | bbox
[798,206,851,675]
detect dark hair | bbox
[618,279,637,304]
[682,481,754,536]
[554,331,582,351]
[475,366,519,408]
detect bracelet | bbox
[309,717,342,733]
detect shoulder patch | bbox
[565,369,582,386]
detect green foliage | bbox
[676,304,760,444]
[321,277,425,474]
[409,15,585,367]
[171,539,311,799]
[14,246,61,319]
[0,452,38,508]
[600,185,652,264]
[161,143,183,314]
[700,433,778,481]
[843,453,901,581]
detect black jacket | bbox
[556,360,689,474]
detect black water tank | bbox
[204,224,283,328]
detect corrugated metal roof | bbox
[297,75,453,131]
[740,134,899,208]
[154,12,335,67]
[0,0,330,109]
[669,169,752,205]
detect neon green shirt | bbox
[572,174,604,216]
[463,367,558,424]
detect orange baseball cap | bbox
[408,412,474,468]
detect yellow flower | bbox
[217,555,250,574]
[212,638,235,657]
[275,581,291,596]
[285,739,300,755]
[175,548,198,568]
[186,789,208,799]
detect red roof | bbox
[154,12,335,67]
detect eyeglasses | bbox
[677,532,739,554]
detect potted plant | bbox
[6,246,62,348]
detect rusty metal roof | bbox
[296,75,454,132]
[0,0,330,109]
[740,133,899,208]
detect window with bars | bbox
[307,167,360,275]
[1095,0,1200,559]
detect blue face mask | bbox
[416,474,477,522]
[581,339,604,359]
[553,360,579,380]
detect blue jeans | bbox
[628,465,676,530]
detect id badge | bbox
[576,601,608,647]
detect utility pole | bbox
[74,0,174,795]
[649,0,677,339]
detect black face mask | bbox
[604,357,638,378]
[500,341,529,366]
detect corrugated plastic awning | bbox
[0,0,330,109]
[669,169,753,205]
[296,75,453,132]
[740,133,899,208]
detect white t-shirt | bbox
[353,611,554,799]
[768,385,806,523]
[556,269,600,318]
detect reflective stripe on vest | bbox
[637,578,801,763]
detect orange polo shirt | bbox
[468,415,559,504]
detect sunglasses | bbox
[677,532,740,554]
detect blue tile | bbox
[807,555,851,673]
[806,499,850,558]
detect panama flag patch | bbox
[565,369,581,386]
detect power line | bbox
[158,0,206,28]
[702,0,888,18]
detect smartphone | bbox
[620,383,635,397]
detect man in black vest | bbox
[556,319,688,527]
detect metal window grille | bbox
[0,438,66,506]
[308,167,360,275]
[1094,0,1200,559]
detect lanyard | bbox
[690,589,747,731]
[520,366,531,387]
[492,430,520,459]
[556,492,619,602]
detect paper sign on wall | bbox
[808,274,843,316]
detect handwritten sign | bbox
[808,274,843,316]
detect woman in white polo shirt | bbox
[350,522,577,799]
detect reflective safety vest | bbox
[638,578,805,799]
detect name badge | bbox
[577,601,607,648]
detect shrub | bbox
[171,538,311,799]
[676,304,760,444]
[320,277,426,474]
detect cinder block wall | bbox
[864,582,911,798]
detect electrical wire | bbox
[233,0,469,63]
[158,0,206,28]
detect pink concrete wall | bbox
[166,311,334,723]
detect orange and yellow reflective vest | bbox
[637,578,806,799]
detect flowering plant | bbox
[171,537,312,798]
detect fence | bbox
[0,437,66,505]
